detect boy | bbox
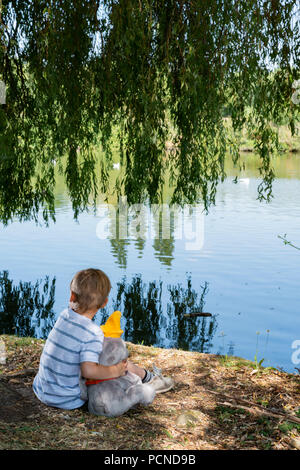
[33,268,174,410]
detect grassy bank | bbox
[0,335,299,450]
[109,121,300,157]
[237,122,300,154]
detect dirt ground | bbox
[0,334,299,450]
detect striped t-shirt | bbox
[33,307,104,410]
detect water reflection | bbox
[110,238,130,269]
[99,274,218,353]
[0,271,56,338]
[106,204,177,268]
[167,279,217,352]
[93,151,300,272]
[105,204,200,269]
[0,271,218,354]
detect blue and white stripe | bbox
[33,308,104,410]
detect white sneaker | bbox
[148,366,175,394]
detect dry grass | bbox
[0,335,299,450]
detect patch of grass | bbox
[256,418,274,437]
[218,351,278,375]
[279,421,300,434]
[163,429,174,439]
[256,398,270,407]
[216,405,249,423]
[261,441,273,450]
[217,354,256,370]
[2,335,44,351]
[254,354,265,370]
[14,425,41,433]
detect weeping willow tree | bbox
[0,0,299,223]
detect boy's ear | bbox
[70,291,77,302]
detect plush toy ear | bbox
[100,310,124,338]
[99,337,128,366]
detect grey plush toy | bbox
[79,337,156,417]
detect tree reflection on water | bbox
[0,271,218,353]
[0,271,56,338]
[99,274,218,353]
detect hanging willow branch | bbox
[0,0,299,223]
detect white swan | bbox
[239,178,250,185]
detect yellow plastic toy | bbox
[100,310,124,338]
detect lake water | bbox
[0,153,299,373]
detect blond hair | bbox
[69,268,111,313]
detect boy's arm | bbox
[81,360,127,380]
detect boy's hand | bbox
[113,359,128,377]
